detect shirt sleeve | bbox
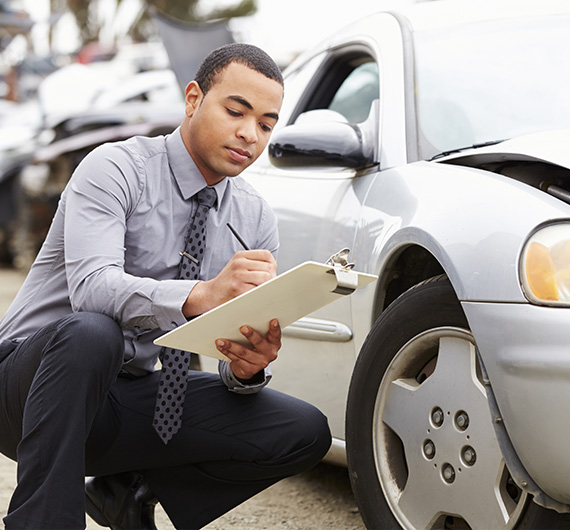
[63,143,190,331]
[218,360,273,393]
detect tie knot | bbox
[196,187,217,209]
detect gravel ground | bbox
[0,453,364,529]
[0,268,366,529]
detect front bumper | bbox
[463,301,570,505]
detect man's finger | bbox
[216,339,259,363]
[232,250,276,271]
[240,325,266,348]
[266,319,281,345]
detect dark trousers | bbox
[0,312,332,529]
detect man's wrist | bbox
[219,362,272,394]
[182,280,212,318]
[234,369,265,385]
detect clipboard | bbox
[154,254,377,361]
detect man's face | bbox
[183,62,283,185]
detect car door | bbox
[244,44,382,439]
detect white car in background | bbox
[225,1,570,528]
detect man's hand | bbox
[183,250,276,317]
[216,319,281,381]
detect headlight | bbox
[521,223,570,306]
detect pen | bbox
[179,250,199,265]
[227,222,250,251]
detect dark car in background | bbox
[1,60,183,268]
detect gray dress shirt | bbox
[0,128,279,390]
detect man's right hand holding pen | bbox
[182,249,277,318]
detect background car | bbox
[5,66,183,268]
[194,1,570,528]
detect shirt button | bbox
[171,321,178,328]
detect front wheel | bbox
[346,276,570,529]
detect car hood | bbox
[439,129,570,171]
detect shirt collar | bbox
[166,127,228,209]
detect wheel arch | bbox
[371,243,446,321]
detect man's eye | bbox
[226,108,241,117]
[260,123,272,133]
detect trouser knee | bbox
[268,398,332,475]
[44,311,124,379]
[297,405,332,466]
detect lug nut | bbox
[455,411,469,430]
[423,440,436,459]
[462,446,476,466]
[442,463,456,483]
[431,407,444,427]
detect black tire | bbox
[346,276,570,530]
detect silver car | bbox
[230,1,570,529]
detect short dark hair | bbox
[194,43,283,95]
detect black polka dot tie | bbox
[153,186,217,444]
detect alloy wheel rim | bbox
[373,327,527,530]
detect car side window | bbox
[291,52,379,126]
[328,62,379,123]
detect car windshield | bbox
[414,14,570,160]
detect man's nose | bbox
[237,119,258,144]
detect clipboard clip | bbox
[326,248,358,295]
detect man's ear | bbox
[184,81,203,118]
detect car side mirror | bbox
[268,105,377,169]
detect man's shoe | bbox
[85,471,158,530]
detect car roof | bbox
[394,0,570,32]
[285,0,570,72]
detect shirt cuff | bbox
[218,360,272,394]
[152,279,198,330]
